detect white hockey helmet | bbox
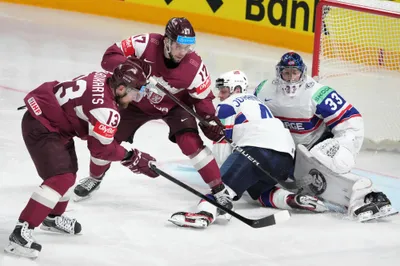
[215,70,249,94]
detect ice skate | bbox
[211,183,235,217]
[168,211,214,228]
[73,176,102,201]
[286,194,328,213]
[353,192,398,222]
[40,215,82,234]
[4,221,41,259]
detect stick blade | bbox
[248,210,291,228]
[150,163,291,229]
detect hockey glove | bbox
[199,115,225,143]
[121,149,159,178]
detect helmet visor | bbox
[171,41,195,53]
[126,85,146,102]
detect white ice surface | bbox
[0,3,400,266]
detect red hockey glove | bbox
[121,149,159,178]
[199,115,226,142]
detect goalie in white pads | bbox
[254,52,397,222]
[169,70,327,228]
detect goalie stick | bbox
[148,77,298,191]
[149,163,291,228]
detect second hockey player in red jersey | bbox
[74,17,234,217]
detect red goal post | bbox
[312,0,400,151]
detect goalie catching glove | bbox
[199,115,225,142]
[121,149,159,178]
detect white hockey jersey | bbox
[254,76,364,153]
[213,93,295,166]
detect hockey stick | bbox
[148,77,298,191]
[150,163,290,228]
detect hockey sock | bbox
[19,173,76,228]
[259,187,292,210]
[176,132,222,188]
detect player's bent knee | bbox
[175,132,215,171]
[31,185,62,210]
[175,131,204,156]
[189,146,214,171]
[42,173,77,196]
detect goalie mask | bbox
[215,70,249,101]
[275,52,307,96]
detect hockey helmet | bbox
[165,17,196,46]
[215,70,249,94]
[110,60,147,102]
[164,17,196,60]
[275,52,307,96]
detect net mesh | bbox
[314,0,400,151]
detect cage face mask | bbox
[275,52,307,96]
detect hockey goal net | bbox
[312,0,400,151]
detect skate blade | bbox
[73,184,101,202]
[295,201,328,213]
[4,242,39,259]
[168,215,209,229]
[73,193,93,202]
[359,208,399,223]
[217,212,233,221]
[311,199,330,213]
[39,224,71,234]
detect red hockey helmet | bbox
[164,17,196,63]
[165,17,196,45]
[109,60,148,102]
[110,60,147,90]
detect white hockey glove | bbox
[310,138,355,174]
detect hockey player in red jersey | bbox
[4,61,158,259]
[74,17,233,216]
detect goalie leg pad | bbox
[294,144,360,207]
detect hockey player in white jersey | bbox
[254,52,397,222]
[168,70,327,228]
